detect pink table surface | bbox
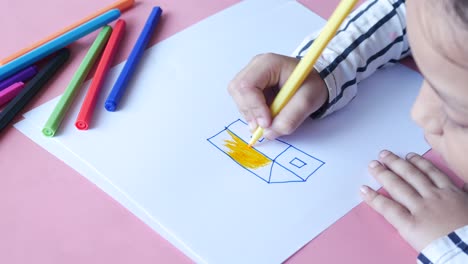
[0,0,457,263]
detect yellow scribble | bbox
[224,130,272,169]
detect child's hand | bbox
[360,150,468,251]
[228,53,328,139]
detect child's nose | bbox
[419,112,445,136]
[411,84,445,136]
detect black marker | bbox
[0,48,70,133]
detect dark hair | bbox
[450,0,468,26]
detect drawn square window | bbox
[290,158,306,168]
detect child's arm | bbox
[306,2,468,262]
[296,0,409,118]
[228,0,409,139]
[418,226,468,263]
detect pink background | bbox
[0,0,455,263]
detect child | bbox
[227,0,468,262]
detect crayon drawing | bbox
[224,130,272,169]
[207,119,325,184]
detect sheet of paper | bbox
[15,1,429,263]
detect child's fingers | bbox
[377,150,435,196]
[405,152,455,189]
[368,159,422,212]
[242,89,271,128]
[360,185,412,232]
[228,68,271,128]
[263,70,328,139]
[228,53,291,129]
[264,85,323,139]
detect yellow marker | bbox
[248,0,358,146]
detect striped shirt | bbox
[418,227,468,264]
[294,0,409,118]
[293,0,468,263]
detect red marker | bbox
[75,19,126,130]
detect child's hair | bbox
[450,0,468,25]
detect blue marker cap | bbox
[105,6,163,112]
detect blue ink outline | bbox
[207,119,325,184]
[290,158,306,169]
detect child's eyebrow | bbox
[438,42,468,70]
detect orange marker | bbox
[0,0,134,66]
[75,19,126,130]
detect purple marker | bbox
[0,66,38,91]
[0,82,25,107]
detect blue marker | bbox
[0,9,121,81]
[105,6,162,112]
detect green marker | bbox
[42,26,112,137]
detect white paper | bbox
[15,1,429,263]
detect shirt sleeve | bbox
[293,0,410,118]
[417,226,468,264]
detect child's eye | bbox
[447,116,468,129]
[443,105,468,129]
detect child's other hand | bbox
[360,150,468,251]
[228,53,328,139]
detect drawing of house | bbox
[207,119,324,184]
